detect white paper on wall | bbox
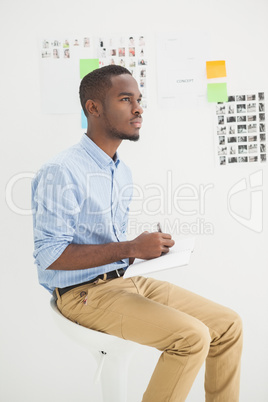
[156,31,211,109]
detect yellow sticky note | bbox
[206,60,226,79]
[207,83,228,103]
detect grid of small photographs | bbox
[41,38,78,59]
[216,92,266,165]
[97,35,147,108]
[41,35,147,108]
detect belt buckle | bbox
[115,269,120,277]
[102,273,107,281]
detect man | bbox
[32,65,243,401]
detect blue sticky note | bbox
[81,109,87,129]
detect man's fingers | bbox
[161,237,175,248]
[161,246,170,254]
[160,232,172,239]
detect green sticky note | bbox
[207,83,228,103]
[80,59,99,79]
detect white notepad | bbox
[123,237,195,279]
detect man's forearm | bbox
[47,231,175,271]
[47,241,132,271]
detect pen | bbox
[157,222,165,255]
[157,222,162,233]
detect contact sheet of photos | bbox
[96,35,147,108]
[216,92,266,165]
[41,35,147,108]
[41,38,75,59]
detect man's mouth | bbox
[130,117,142,128]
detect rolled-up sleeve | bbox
[32,164,82,270]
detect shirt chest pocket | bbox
[113,192,131,239]
[113,204,128,235]
[120,219,127,234]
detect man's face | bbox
[101,74,143,142]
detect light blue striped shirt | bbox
[32,134,133,293]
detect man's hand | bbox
[130,231,175,260]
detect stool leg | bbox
[99,350,136,402]
[94,351,107,383]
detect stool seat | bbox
[50,297,140,401]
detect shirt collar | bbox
[80,134,121,169]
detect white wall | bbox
[1,0,268,401]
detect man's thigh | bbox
[131,276,241,341]
[57,277,209,350]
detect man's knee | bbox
[173,319,211,359]
[223,307,243,336]
[227,309,243,347]
[234,311,243,331]
[193,322,211,357]
[211,308,243,354]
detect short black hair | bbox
[79,65,131,117]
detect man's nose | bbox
[133,102,143,115]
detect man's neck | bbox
[86,132,122,160]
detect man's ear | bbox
[85,99,102,117]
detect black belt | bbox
[57,268,125,297]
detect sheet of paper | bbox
[206,60,226,79]
[40,58,81,114]
[123,237,195,279]
[207,83,228,103]
[157,31,211,109]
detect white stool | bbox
[50,297,140,402]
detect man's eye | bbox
[137,99,142,104]
[122,97,130,101]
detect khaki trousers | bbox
[56,276,243,402]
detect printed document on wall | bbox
[157,32,210,109]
